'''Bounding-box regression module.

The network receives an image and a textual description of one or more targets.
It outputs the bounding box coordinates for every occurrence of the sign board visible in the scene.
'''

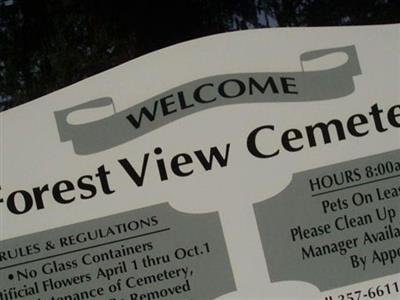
[1,24,399,299]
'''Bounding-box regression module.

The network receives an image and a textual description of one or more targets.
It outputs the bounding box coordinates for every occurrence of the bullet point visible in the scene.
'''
[8,274,14,280]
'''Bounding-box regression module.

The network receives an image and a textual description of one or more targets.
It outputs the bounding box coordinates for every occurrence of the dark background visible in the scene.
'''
[1,0,399,111]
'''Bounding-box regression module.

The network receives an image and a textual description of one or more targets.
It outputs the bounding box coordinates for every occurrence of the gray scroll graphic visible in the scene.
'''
[254,149,400,291]
[55,45,361,155]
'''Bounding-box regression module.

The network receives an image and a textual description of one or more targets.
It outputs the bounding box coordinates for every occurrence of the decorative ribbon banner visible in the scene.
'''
[55,46,361,155]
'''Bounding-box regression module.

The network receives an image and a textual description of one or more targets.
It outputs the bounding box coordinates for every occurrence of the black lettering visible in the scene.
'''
[193,83,216,103]
[347,114,369,137]
[171,154,194,176]
[218,79,246,98]
[126,102,159,129]
[369,103,388,132]
[194,144,230,170]
[281,77,298,94]
[32,184,49,209]
[159,94,177,116]
[177,91,195,109]
[249,77,279,94]
[306,119,346,147]
[95,165,114,194]
[77,175,97,200]
[52,180,75,204]
[247,125,279,158]
[7,190,33,214]
[282,129,304,152]
[388,104,400,127]
[118,154,149,187]
[154,147,169,181]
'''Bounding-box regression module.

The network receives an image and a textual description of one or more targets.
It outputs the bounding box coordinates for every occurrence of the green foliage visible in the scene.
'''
[0,0,399,110]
